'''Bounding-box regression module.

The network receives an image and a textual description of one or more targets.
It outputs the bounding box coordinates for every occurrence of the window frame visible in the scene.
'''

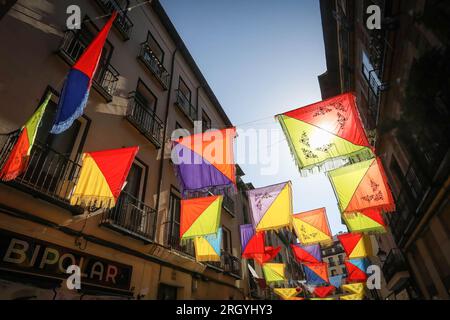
[145,31,165,64]
[178,77,192,102]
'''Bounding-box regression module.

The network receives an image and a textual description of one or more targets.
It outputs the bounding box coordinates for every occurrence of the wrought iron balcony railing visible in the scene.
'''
[389,129,449,246]
[222,193,235,216]
[138,43,170,89]
[93,0,134,40]
[166,225,195,257]
[208,251,242,279]
[0,133,83,215]
[126,92,164,149]
[101,192,157,243]
[175,90,198,123]
[382,249,408,284]
[59,30,120,101]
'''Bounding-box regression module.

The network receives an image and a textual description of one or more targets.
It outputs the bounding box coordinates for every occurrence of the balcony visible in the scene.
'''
[362,63,389,130]
[208,251,242,279]
[0,133,84,215]
[175,90,198,123]
[126,92,164,149]
[58,30,120,102]
[93,0,134,40]
[138,43,170,90]
[382,249,410,291]
[390,129,449,247]
[166,227,195,257]
[222,193,235,216]
[100,192,157,244]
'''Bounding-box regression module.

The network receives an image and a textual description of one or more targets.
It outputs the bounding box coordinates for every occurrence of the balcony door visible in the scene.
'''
[71,18,114,84]
[23,92,88,198]
[121,161,146,234]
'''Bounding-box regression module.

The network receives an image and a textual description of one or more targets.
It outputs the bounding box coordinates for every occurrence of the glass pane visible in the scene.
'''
[124,163,142,199]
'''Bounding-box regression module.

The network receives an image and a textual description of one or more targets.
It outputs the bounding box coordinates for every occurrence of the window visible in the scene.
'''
[135,80,157,113]
[146,32,164,64]
[168,190,181,246]
[75,18,114,74]
[201,110,211,132]
[157,284,177,300]
[123,162,144,200]
[222,226,232,254]
[36,89,88,159]
[362,50,383,95]
[178,77,191,102]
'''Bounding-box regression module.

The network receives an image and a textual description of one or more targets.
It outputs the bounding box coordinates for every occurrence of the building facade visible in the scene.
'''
[0,0,257,300]
[322,235,346,279]
[319,0,450,300]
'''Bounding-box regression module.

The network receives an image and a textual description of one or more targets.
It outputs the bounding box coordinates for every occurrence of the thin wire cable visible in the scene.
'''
[72,0,153,28]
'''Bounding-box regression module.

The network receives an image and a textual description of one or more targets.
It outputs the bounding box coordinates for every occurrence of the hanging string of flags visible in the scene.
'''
[0,10,398,300]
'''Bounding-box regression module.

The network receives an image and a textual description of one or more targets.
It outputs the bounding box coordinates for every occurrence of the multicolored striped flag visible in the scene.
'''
[277,93,373,176]
[51,12,117,134]
[70,146,139,209]
[0,93,52,181]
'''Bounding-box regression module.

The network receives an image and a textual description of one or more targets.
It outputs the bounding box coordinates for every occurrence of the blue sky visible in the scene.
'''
[161,0,347,234]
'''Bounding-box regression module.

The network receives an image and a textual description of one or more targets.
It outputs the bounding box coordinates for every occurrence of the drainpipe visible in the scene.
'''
[154,47,178,241]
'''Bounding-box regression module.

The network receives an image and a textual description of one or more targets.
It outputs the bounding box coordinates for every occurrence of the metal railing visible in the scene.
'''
[222,193,235,215]
[0,133,83,213]
[389,128,449,246]
[101,192,157,243]
[94,0,134,39]
[208,251,241,278]
[126,92,164,148]
[138,43,170,89]
[166,224,195,257]
[175,90,198,123]
[59,30,119,100]
[382,249,408,284]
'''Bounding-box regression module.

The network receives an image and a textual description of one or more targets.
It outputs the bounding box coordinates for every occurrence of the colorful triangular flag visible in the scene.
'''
[194,228,222,262]
[304,263,329,285]
[342,282,365,295]
[248,181,293,232]
[172,128,236,196]
[262,263,286,283]
[342,209,386,233]
[273,288,299,300]
[293,208,332,245]
[329,275,344,289]
[51,12,118,134]
[0,93,52,181]
[291,243,322,264]
[180,195,222,240]
[277,93,373,176]
[70,146,139,208]
[313,286,335,298]
[345,259,369,283]
[338,233,373,259]
[328,157,395,214]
